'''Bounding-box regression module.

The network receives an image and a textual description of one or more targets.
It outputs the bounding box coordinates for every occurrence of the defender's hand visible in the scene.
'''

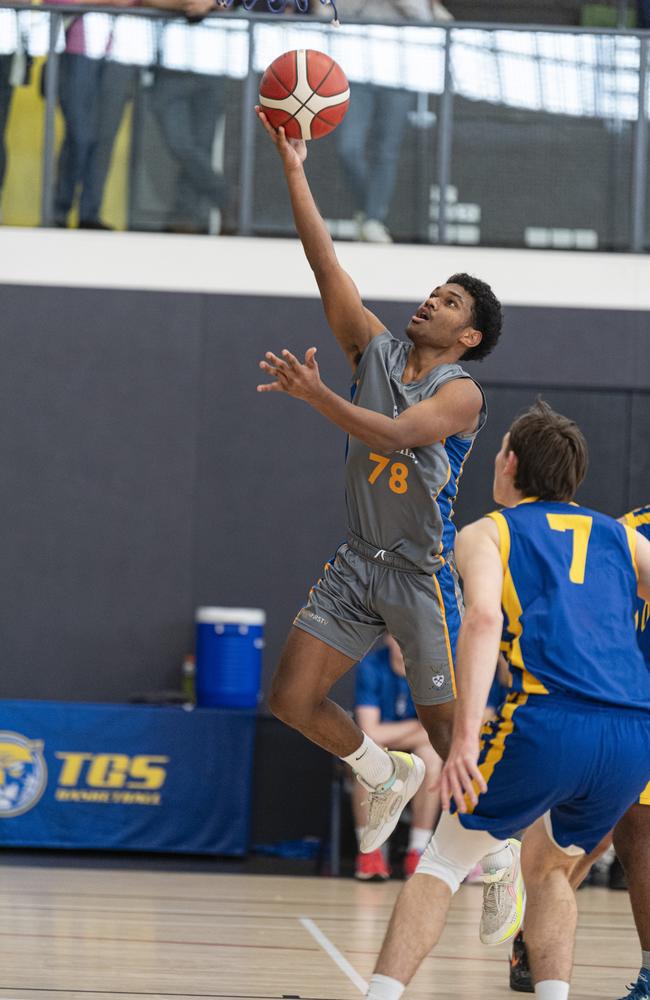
[255,107,307,170]
[257,347,323,402]
[439,736,487,813]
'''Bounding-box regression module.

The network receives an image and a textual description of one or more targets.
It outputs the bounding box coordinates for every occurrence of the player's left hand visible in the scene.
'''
[439,736,487,813]
[257,347,324,402]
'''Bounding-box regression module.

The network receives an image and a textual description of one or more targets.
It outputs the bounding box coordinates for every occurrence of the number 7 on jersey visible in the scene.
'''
[546,513,593,584]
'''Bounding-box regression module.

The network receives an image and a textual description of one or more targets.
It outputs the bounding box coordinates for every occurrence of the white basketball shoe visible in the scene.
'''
[358,751,425,854]
[479,839,526,946]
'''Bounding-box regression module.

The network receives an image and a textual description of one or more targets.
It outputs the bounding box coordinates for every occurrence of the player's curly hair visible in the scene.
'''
[446,273,503,362]
[508,398,589,501]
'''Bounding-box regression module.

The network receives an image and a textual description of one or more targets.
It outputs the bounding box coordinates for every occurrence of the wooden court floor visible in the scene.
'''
[0,859,638,1000]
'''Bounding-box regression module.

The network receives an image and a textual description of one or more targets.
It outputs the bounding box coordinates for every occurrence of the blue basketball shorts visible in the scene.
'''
[457,692,650,853]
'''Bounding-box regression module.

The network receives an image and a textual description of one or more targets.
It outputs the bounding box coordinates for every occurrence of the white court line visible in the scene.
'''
[299,915,368,995]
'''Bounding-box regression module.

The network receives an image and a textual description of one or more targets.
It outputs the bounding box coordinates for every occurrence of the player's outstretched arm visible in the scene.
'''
[255,108,385,370]
[257,349,483,447]
[439,519,503,813]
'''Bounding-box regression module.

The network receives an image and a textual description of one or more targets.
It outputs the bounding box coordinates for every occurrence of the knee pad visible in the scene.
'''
[416,812,507,893]
[417,835,468,893]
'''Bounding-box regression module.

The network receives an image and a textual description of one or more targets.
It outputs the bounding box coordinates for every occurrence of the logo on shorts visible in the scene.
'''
[431,674,445,689]
[307,611,328,626]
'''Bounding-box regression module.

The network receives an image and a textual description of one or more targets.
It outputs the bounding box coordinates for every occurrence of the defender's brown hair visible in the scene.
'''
[508,399,588,501]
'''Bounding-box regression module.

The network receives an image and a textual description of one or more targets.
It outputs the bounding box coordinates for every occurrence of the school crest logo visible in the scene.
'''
[431,674,445,689]
[0,731,48,818]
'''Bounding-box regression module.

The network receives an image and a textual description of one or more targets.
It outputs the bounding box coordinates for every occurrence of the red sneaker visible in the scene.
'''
[355,849,390,881]
[403,848,423,879]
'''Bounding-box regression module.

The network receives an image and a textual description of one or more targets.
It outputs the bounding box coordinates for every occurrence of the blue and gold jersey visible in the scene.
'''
[487,499,650,712]
[621,505,650,666]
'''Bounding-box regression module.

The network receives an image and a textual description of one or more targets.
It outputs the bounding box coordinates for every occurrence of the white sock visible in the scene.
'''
[481,843,513,874]
[367,973,405,1000]
[408,826,432,854]
[355,827,365,849]
[342,733,393,787]
[642,951,650,971]
[535,980,569,1000]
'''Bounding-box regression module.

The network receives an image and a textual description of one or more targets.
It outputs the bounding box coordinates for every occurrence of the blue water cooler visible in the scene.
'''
[195,607,266,708]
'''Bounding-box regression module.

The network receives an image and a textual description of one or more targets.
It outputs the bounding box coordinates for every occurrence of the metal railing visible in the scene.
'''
[0,4,648,251]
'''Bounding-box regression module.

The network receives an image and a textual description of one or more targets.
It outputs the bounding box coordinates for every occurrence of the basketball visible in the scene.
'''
[258,49,350,141]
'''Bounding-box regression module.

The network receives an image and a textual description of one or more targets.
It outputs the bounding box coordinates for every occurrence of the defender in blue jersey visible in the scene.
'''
[509,504,650,997]
[510,505,650,997]
[254,107,504,896]
[364,401,650,1000]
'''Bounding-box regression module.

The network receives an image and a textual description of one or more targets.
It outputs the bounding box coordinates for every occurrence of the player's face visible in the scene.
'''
[406,283,476,349]
[493,432,511,504]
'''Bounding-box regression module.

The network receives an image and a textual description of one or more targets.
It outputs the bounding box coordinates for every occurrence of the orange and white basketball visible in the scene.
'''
[258,49,350,141]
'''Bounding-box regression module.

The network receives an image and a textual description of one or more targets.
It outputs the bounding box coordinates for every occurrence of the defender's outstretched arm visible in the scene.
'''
[440,518,504,813]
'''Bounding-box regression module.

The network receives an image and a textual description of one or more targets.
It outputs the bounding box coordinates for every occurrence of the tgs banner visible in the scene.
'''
[0,700,256,855]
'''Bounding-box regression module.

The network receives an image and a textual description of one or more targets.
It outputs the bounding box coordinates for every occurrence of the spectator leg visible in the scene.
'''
[54,54,102,226]
[151,70,226,230]
[0,55,14,195]
[363,87,413,223]
[335,82,375,212]
[80,62,138,226]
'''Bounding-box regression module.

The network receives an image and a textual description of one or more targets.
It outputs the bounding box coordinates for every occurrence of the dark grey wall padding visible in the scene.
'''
[0,283,647,707]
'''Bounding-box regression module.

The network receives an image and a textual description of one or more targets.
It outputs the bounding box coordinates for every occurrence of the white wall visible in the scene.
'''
[2,228,650,312]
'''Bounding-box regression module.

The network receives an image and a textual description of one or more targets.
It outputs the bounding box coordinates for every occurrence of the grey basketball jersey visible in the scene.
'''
[345,331,487,574]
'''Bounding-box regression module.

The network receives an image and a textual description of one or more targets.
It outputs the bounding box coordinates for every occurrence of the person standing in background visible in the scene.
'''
[145,0,229,234]
[51,0,228,232]
[49,0,139,229]
[335,0,452,243]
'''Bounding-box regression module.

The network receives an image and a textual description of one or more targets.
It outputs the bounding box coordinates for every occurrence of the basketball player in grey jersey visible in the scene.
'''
[255,109,514,940]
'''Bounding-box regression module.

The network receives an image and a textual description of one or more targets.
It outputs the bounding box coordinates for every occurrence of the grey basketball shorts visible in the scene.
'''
[293,539,463,706]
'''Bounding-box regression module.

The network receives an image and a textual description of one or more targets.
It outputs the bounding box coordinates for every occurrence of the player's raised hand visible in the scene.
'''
[255,107,307,170]
[257,347,322,402]
[439,735,487,814]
